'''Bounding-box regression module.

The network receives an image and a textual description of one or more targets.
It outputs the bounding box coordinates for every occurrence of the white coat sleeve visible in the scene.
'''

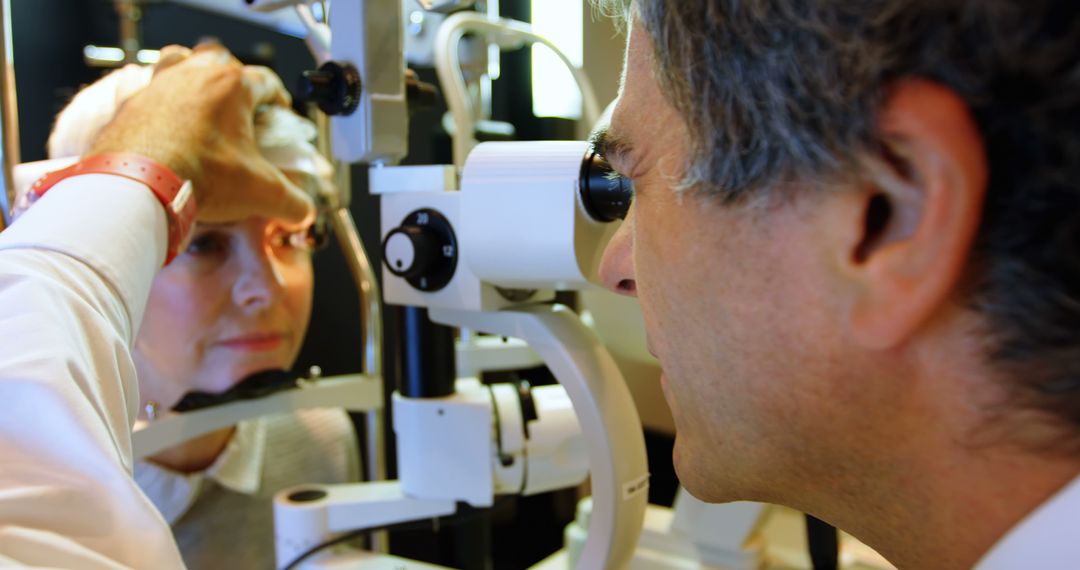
[0,175,184,569]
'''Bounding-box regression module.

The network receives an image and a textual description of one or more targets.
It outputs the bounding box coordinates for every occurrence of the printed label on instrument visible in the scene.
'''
[622,473,650,500]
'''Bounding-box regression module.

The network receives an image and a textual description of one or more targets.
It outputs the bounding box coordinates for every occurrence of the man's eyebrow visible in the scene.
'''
[590,127,635,169]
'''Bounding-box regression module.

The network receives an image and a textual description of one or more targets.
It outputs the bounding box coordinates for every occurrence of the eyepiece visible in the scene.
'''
[579,151,633,222]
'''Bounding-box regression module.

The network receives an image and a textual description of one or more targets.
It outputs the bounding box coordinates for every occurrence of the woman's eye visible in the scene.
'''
[270,229,314,251]
[185,232,230,256]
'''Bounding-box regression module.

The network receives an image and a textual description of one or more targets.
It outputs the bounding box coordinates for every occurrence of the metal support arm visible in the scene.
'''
[430,304,649,570]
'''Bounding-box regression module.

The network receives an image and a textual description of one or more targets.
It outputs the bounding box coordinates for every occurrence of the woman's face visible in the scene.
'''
[134,215,316,410]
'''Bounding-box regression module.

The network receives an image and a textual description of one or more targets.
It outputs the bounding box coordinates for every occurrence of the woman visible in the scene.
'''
[44,62,359,569]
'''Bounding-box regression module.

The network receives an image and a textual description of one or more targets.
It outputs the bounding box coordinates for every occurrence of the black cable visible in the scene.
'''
[281,519,423,570]
[805,513,840,570]
[172,369,298,412]
[281,500,504,570]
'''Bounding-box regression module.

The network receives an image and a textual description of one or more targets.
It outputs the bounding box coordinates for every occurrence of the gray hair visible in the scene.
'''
[598,0,1080,448]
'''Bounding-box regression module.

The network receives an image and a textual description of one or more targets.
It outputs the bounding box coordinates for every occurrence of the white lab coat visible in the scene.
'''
[974,473,1080,568]
[0,174,184,568]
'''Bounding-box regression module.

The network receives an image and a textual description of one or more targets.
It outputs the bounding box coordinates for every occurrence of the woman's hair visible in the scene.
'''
[47,63,335,202]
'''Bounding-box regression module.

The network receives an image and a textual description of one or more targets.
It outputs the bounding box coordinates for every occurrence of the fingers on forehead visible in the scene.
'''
[242,65,291,108]
[189,47,239,68]
[159,44,191,57]
[152,45,192,75]
[153,45,238,81]
[268,167,317,225]
[192,41,232,58]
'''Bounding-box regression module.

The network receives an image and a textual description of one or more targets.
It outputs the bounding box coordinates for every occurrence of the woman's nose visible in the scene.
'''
[232,247,286,311]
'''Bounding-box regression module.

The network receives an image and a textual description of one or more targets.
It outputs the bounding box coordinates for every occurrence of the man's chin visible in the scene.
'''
[671,436,697,495]
[672,436,732,504]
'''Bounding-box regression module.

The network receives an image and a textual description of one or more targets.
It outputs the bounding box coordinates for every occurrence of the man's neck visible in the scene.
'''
[815,318,1080,568]
[854,447,1079,568]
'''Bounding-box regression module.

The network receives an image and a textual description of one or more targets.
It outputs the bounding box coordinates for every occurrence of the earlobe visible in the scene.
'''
[845,79,988,350]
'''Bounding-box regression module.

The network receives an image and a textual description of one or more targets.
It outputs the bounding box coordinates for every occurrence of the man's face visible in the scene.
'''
[599,20,892,503]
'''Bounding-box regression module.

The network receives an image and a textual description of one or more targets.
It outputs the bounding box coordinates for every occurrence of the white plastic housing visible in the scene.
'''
[393,377,587,507]
[455,335,542,378]
[522,384,588,495]
[490,383,587,497]
[329,0,408,164]
[273,480,455,569]
[377,141,621,311]
[491,383,526,494]
[393,379,495,507]
[459,141,618,290]
[380,187,524,312]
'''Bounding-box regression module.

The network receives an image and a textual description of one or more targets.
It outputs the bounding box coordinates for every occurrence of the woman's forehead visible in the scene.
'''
[192,219,265,231]
[193,220,242,230]
[193,216,310,232]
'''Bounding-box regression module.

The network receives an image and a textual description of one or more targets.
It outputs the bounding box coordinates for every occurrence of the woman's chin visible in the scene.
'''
[199,359,293,394]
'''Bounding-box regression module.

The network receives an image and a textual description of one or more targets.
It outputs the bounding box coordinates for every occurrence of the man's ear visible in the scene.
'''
[837,79,988,349]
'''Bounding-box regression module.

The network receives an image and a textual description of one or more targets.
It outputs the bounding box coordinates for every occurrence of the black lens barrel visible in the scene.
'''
[579,151,633,222]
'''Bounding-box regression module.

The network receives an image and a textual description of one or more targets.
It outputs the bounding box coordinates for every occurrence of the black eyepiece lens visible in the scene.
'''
[580,152,633,222]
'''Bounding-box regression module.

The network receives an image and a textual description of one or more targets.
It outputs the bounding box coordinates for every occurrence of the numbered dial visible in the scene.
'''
[382,209,458,292]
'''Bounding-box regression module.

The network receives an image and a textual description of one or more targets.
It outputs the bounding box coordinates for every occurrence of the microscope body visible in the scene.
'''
[274,141,648,569]
[271,1,648,567]
[378,140,616,312]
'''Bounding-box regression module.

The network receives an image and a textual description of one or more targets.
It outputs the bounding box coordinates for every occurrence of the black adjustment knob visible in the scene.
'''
[384,225,439,280]
[579,151,634,222]
[382,209,458,292]
[298,60,362,116]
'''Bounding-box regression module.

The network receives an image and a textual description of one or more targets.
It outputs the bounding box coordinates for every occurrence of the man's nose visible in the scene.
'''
[598,207,637,297]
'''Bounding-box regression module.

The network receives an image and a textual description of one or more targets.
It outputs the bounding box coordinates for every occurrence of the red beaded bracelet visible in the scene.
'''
[29,153,197,265]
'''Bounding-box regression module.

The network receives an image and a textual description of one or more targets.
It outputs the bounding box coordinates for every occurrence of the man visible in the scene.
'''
[0,45,312,567]
[595,1,1080,568]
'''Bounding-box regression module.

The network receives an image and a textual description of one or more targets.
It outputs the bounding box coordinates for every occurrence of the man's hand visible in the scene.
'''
[89,44,314,225]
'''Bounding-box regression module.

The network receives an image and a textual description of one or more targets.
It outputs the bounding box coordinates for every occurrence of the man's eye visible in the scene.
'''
[185,232,230,256]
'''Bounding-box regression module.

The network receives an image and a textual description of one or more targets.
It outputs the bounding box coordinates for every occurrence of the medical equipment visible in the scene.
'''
[250,1,651,568]
[433,11,601,169]
[272,147,647,569]
[133,372,384,459]
[290,0,408,164]
[83,0,159,67]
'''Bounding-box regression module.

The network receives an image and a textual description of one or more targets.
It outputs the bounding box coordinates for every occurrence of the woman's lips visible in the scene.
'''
[215,333,287,351]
